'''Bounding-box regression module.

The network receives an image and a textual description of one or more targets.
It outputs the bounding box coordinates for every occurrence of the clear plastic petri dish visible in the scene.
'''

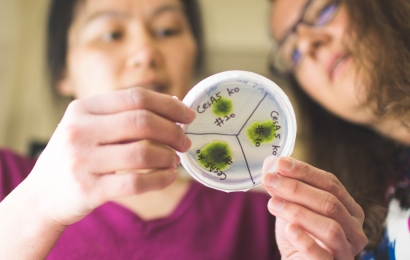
[177,70,297,192]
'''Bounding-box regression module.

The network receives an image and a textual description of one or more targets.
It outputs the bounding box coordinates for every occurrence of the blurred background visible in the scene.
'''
[0,0,302,158]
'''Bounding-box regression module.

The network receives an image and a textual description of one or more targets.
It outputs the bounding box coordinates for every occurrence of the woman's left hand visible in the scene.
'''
[262,157,368,259]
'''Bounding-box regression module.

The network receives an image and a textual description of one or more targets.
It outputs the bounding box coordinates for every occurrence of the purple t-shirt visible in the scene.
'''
[0,149,280,260]
[0,148,36,201]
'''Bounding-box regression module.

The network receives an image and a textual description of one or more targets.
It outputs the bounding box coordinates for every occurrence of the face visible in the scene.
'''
[271,0,376,125]
[58,0,197,99]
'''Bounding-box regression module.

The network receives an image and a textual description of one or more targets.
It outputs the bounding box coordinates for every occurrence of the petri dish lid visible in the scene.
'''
[177,70,297,192]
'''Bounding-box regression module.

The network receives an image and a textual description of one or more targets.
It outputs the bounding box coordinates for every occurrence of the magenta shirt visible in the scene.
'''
[0,148,36,201]
[0,149,280,260]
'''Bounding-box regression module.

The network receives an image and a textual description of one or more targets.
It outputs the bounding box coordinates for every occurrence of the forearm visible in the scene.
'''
[0,178,66,260]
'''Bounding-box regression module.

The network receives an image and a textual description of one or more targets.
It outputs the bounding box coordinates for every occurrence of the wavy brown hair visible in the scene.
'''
[270,0,410,251]
[345,0,410,122]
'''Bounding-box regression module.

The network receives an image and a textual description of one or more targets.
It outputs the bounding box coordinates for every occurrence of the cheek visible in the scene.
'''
[164,38,196,97]
[68,48,121,98]
[297,68,371,123]
[329,13,349,39]
[296,60,328,98]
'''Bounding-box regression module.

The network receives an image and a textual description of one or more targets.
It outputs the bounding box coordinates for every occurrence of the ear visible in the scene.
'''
[56,73,75,97]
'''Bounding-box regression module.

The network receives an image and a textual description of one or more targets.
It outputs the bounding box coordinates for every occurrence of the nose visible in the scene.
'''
[295,24,330,58]
[126,29,162,69]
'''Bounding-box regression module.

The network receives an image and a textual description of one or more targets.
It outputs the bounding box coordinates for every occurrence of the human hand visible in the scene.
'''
[24,87,195,227]
[262,157,367,259]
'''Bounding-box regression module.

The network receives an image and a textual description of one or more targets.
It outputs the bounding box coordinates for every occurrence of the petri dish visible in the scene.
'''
[177,70,297,192]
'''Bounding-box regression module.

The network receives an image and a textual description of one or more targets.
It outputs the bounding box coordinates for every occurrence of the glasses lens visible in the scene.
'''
[272,33,299,73]
[304,0,339,26]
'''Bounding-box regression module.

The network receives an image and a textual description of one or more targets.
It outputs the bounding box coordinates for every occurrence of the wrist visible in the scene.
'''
[0,175,66,259]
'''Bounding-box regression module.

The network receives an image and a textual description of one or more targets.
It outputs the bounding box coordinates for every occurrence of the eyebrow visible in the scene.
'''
[84,4,184,25]
[85,11,130,24]
[151,5,184,18]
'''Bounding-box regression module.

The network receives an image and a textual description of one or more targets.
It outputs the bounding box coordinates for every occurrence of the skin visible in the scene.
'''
[0,0,198,258]
[262,0,376,259]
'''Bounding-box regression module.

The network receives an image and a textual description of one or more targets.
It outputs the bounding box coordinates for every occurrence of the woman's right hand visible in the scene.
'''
[262,157,368,259]
[24,87,195,226]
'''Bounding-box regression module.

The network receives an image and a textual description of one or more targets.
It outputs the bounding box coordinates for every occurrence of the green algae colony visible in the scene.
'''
[246,119,277,146]
[196,141,233,171]
[212,97,233,116]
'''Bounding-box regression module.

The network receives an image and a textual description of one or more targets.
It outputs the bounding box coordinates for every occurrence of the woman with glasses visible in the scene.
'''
[264,0,410,258]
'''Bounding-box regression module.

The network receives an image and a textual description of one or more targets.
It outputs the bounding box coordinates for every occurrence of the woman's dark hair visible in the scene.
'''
[288,77,403,250]
[345,0,410,123]
[46,0,204,90]
[270,0,410,251]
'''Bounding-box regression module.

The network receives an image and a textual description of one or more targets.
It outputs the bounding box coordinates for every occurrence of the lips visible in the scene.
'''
[137,83,168,93]
[328,53,350,81]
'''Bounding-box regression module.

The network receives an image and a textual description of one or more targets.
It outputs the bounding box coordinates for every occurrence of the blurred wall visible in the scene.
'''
[0,0,69,154]
[0,0,303,159]
[200,0,272,76]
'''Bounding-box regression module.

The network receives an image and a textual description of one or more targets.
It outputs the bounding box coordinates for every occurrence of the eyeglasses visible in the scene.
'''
[269,0,340,74]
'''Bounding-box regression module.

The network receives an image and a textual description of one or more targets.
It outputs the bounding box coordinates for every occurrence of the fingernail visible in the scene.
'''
[287,224,301,240]
[172,96,179,100]
[184,106,196,121]
[279,157,294,172]
[269,198,285,211]
[262,155,277,174]
[262,173,280,188]
[184,136,192,150]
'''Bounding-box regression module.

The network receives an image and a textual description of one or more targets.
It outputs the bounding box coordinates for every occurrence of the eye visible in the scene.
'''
[315,2,338,26]
[154,28,181,38]
[101,31,123,42]
[291,48,302,66]
[281,39,301,69]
